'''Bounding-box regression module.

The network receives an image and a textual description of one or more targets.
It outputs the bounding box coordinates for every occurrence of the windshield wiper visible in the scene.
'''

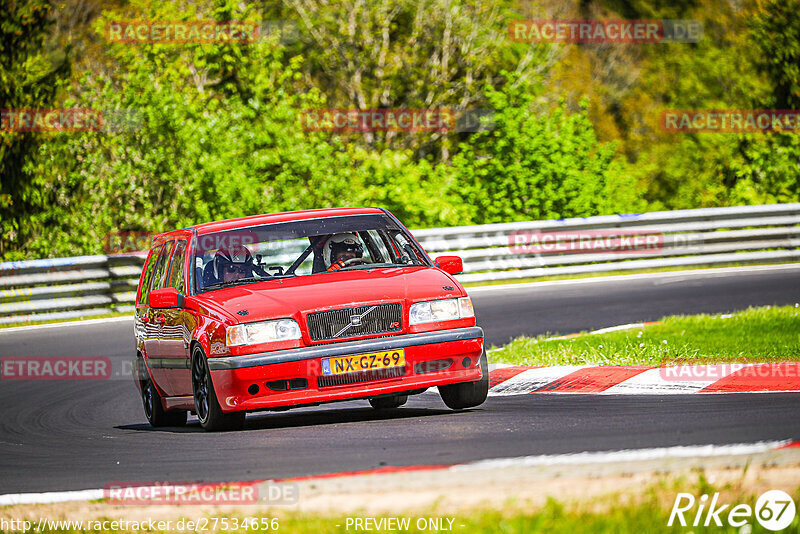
[203,276,270,290]
[337,262,417,270]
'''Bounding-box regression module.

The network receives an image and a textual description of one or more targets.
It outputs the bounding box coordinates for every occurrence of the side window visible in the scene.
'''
[166,239,187,293]
[138,243,164,306]
[149,241,176,294]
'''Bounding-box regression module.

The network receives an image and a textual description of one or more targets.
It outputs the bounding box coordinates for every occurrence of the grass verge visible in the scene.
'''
[490,305,800,367]
[267,491,800,534]
[5,473,798,533]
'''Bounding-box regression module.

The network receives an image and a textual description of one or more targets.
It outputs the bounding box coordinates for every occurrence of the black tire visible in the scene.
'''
[191,345,245,431]
[439,350,489,410]
[140,364,187,428]
[369,395,408,409]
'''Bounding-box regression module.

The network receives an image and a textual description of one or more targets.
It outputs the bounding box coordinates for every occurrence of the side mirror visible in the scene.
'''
[434,255,463,275]
[149,287,184,309]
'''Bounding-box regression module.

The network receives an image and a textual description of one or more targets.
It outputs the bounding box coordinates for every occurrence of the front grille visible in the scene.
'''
[306,303,402,341]
[317,366,407,388]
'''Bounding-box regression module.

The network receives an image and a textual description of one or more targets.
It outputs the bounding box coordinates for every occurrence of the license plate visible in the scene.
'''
[322,349,405,376]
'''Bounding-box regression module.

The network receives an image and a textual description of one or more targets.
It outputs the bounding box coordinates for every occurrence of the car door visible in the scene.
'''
[135,242,164,362]
[143,240,175,391]
[160,238,193,396]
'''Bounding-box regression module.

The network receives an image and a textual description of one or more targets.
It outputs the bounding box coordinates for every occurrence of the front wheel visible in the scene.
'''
[369,395,408,409]
[192,346,245,431]
[439,350,489,410]
[140,362,187,428]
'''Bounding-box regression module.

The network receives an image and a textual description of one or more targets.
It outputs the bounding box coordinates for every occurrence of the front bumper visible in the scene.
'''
[208,326,484,412]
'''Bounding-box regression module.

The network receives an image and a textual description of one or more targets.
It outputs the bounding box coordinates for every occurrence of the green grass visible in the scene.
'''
[490,305,800,367]
[215,473,800,533]
[9,475,799,533]
[265,497,798,534]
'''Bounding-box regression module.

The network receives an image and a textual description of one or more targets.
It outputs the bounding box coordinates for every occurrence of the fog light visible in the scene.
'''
[462,357,472,368]
[248,384,259,395]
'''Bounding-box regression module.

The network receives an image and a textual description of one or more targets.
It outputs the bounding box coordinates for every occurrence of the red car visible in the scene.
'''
[133,207,487,431]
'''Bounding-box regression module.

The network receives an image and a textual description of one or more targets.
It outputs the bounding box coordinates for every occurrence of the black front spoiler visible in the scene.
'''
[207,326,484,370]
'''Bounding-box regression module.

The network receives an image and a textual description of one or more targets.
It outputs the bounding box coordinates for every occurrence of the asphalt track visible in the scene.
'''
[1,265,799,494]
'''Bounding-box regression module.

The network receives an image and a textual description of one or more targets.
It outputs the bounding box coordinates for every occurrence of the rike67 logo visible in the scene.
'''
[669,490,796,531]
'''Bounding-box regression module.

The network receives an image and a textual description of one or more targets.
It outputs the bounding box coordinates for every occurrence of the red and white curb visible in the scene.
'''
[2,440,797,506]
[487,362,800,395]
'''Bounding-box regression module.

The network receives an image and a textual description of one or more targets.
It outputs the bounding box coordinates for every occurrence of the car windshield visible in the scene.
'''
[193,213,429,292]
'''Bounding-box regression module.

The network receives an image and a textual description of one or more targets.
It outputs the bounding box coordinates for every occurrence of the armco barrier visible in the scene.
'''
[1,204,798,324]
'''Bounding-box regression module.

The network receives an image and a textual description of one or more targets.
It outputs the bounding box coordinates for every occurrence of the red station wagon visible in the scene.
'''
[133,207,487,431]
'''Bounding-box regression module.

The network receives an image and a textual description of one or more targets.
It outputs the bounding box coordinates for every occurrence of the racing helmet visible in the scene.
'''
[323,233,363,267]
[214,245,252,279]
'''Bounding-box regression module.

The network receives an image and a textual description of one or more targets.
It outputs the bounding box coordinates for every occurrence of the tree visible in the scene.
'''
[451,77,643,223]
[277,0,556,160]
[0,0,69,258]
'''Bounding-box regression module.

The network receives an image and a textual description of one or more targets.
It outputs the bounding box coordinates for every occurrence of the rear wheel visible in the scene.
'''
[369,395,408,410]
[439,350,489,410]
[140,363,187,427]
[192,345,245,431]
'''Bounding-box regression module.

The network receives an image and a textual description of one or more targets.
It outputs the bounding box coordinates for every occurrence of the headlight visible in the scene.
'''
[226,319,302,347]
[409,297,475,325]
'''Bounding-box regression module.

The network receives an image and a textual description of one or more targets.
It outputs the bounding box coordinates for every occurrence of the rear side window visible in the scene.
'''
[166,239,187,293]
[138,243,164,306]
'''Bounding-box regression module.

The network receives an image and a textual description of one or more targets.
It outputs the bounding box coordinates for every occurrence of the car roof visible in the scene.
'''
[153,207,385,240]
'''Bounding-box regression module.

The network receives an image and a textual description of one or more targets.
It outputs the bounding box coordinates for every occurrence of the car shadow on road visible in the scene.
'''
[116,404,468,433]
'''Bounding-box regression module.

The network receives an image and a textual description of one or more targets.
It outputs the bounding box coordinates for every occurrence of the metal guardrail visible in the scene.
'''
[1,204,798,324]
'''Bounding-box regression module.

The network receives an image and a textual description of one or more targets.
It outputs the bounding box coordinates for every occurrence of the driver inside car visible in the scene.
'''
[324,233,366,271]
[213,245,268,283]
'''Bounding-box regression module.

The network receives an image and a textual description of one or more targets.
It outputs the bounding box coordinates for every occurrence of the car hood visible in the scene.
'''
[194,267,462,323]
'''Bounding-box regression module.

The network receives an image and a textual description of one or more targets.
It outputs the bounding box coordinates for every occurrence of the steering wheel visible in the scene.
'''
[342,257,369,267]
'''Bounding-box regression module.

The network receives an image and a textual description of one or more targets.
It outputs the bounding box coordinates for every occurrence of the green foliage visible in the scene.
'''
[452,79,643,223]
[0,0,69,259]
[750,0,800,110]
[726,0,800,205]
[277,0,550,159]
[556,0,800,211]
[20,0,476,257]
[5,0,800,260]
